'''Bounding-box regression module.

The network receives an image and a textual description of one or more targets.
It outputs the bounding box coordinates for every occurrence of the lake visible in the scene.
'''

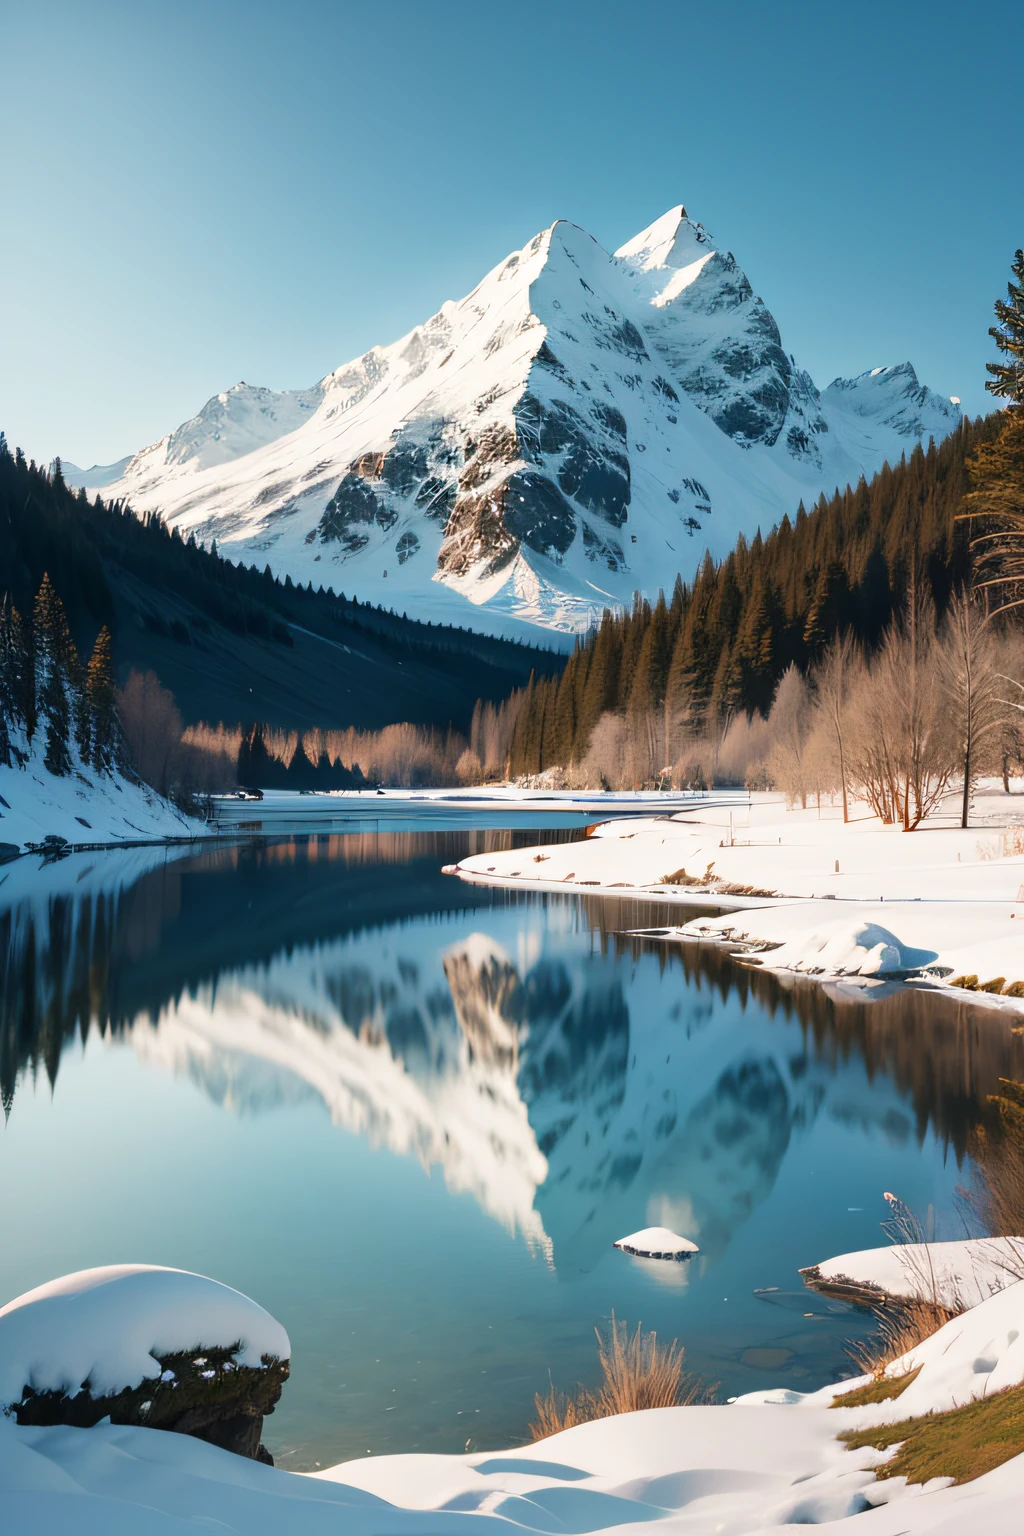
[1,827,1019,1472]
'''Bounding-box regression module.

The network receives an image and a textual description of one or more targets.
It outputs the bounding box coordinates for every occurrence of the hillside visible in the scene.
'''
[76,206,960,638]
[0,441,561,733]
[500,416,1000,775]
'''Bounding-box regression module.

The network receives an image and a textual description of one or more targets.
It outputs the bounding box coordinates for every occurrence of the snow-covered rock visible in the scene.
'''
[0,1266,291,1462]
[85,207,960,639]
[0,1265,290,1408]
[613,1227,699,1258]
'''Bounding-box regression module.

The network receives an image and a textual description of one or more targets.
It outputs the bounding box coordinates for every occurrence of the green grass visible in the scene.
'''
[830,1366,921,1408]
[840,1381,1024,1485]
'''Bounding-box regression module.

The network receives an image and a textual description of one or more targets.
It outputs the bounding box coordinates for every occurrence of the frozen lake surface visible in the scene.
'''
[1,827,1019,1471]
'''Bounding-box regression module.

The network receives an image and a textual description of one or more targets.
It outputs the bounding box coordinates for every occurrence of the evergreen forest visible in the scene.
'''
[500,415,1007,778]
[0,436,562,736]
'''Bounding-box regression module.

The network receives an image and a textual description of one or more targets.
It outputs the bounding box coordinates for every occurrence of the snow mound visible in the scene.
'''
[841,1277,1024,1424]
[0,1266,290,1406]
[614,1226,699,1258]
[807,1238,1024,1311]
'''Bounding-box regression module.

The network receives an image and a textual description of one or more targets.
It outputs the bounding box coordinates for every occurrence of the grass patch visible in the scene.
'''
[529,1316,714,1440]
[840,1380,1024,1486]
[830,1365,922,1408]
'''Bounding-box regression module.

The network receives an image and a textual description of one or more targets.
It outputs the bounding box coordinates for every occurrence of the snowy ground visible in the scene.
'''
[4,1272,1024,1533]
[450,783,1024,1006]
[0,750,206,854]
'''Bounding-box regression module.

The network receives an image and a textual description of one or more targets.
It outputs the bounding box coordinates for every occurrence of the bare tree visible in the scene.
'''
[765,666,814,808]
[116,670,183,797]
[938,592,1006,827]
[456,748,483,784]
[812,634,855,822]
[848,598,954,829]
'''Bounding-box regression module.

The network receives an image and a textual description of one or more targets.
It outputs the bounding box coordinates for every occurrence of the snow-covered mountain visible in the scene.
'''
[84,207,960,638]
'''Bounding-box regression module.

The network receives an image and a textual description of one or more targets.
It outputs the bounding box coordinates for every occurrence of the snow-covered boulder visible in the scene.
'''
[0,1265,290,1462]
[614,1226,699,1259]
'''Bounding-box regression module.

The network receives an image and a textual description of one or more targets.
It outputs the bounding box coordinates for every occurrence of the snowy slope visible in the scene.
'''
[5,1281,1024,1533]
[88,207,961,638]
[0,740,204,853]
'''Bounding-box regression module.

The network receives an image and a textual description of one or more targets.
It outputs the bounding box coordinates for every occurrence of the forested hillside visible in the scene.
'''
[0,438,562,734]
[498,416,1003,777]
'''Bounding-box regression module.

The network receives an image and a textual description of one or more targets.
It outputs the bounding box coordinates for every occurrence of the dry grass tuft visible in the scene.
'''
[844,1297,961,1382]
[529,1316,714,1441]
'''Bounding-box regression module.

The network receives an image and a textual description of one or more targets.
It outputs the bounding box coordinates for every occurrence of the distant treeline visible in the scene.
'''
[0,436,562,734]
[500,418,1001,778]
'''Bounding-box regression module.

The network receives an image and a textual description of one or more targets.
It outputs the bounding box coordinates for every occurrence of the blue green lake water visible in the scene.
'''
[1,829,1017,1471]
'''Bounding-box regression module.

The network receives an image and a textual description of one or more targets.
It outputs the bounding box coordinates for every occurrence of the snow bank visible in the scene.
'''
[805,1238,1024,1310]
[813,1278,1024,1426]
[0,750,205,854]
[2,1271,1023,1533]
[679,899,1024,1007]
[452,788,1024,1007]
[0,1266,290,1407]
[5,1332,1024,1534]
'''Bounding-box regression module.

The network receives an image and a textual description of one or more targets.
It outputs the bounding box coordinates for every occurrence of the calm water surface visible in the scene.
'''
[2,829,1020,1471]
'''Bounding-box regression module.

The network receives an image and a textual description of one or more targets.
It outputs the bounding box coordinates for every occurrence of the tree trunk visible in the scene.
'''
[961,743,971,829]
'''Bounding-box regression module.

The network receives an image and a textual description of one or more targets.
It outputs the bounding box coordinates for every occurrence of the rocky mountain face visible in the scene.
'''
[83,207,960,639]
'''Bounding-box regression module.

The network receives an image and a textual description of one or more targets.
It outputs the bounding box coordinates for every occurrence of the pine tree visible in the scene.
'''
[86,626,118,772]
[33,574,78,776]
[987,248,1024,405]
[963,409,1024,615]
[0,598,21,767]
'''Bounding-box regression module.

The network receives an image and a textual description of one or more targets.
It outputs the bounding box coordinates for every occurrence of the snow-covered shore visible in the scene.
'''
[450,785,1024,1006]
[0,751,207,856]
[4,1270,1024,1533]
[803,1237,1024,1310]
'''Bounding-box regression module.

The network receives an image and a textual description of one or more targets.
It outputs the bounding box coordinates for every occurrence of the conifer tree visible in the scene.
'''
[33,574,78,776]
[86,626,118,772]
[987,248,1024,405]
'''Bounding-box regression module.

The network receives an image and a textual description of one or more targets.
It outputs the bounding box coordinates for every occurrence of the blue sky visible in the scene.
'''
[3,0,1020,466]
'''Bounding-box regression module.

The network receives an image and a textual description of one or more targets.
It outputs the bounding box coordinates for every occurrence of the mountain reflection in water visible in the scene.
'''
[3,833,1019,1258]
[2,830,1020,1464]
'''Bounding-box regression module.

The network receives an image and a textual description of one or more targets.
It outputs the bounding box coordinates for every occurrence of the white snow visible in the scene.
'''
[807,1238,1024,1310]
[613,1227,699,1257]
[0,740,206,853]
[451,784,1024,1007]
[3,1274,1024,1532]
[82,207,959,640]
[0,1265,290,1408]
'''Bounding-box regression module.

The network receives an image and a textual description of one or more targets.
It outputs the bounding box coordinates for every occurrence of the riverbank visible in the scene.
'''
[450,784,1024,1007]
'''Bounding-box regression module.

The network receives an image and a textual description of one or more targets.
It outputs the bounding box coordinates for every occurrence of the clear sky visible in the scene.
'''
[3,0,1020,468]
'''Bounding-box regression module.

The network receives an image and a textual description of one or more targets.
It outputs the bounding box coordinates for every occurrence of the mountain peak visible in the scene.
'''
[614,206,715,273]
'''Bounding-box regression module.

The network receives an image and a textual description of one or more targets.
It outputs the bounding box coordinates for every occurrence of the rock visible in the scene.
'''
[0,843,20,865]
[9,1347,290,1462]
[0,1265,291,1462]
[614,1226,699,1259]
